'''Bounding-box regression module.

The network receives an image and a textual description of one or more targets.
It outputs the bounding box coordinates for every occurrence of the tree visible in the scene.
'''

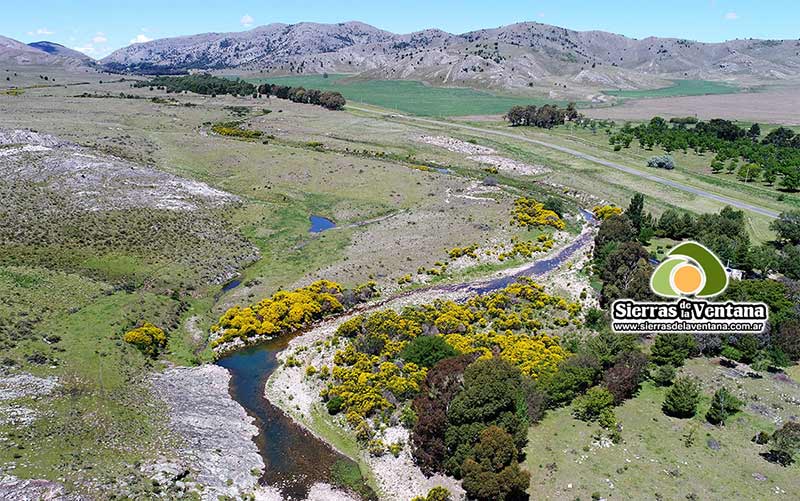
[770,211,800,246]
[737,163,762,182]
[706,387,743,425]
[602,351,648,403]
[769,422,800,466]
[747,123,761,141]
[411,354,476,475]
[538,354,601,406]
[460,426,530,501]
[400,335,457,368]
[647,155,675,170]
[650,333,697,366]
[599,241,654,306]
[662,376,701,418]
[773,320,800,361]
[625,193,645,232]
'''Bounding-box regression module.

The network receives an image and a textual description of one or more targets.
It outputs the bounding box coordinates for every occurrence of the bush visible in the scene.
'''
[650,364,676,386]
[650,333,697,366]
[572,387,615,422]
[538,354,601,407]
[411,486,452,501]
[123,322,167,357]
[326,395,345,415]
[662,376,701,418]
[647,155,675,170]
[706,387,743,425]
[400,336,457,368]
[769,422,800,466]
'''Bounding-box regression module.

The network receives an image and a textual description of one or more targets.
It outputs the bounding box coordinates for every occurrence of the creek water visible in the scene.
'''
[216,210,596,499]
[216,335,372,499]
[309,215,336,233]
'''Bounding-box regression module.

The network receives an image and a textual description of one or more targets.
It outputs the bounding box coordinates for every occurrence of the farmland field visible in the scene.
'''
[246,74,563,116]
[603,79,740,99]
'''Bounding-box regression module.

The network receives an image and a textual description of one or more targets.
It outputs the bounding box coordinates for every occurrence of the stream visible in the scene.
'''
[215,210,596,499]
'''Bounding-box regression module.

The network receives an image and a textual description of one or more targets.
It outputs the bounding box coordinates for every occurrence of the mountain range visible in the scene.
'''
[4,21,800,91]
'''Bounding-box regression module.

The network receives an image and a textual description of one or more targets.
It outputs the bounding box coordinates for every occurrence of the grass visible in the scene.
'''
[603,79,740,100]
[246,74,565,116]
[525,358,800,500]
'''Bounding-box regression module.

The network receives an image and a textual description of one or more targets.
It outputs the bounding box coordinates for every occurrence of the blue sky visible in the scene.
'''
[3,0,798,58]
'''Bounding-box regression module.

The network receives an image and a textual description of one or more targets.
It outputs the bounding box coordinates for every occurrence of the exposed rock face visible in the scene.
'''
[151,365,264,500]
[0,475,82,501]
[0,129,238,212]
[101,21,800,89]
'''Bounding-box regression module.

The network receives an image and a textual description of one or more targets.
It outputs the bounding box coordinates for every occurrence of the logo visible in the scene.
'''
[650,241,728,298]
[611,241,767,334]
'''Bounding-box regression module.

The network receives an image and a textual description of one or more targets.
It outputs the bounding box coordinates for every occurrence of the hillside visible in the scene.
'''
[0,35,93,66]
[100,21,800,91]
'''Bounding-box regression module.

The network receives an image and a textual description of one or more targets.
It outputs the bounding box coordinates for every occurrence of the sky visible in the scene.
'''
[3,0,799,59]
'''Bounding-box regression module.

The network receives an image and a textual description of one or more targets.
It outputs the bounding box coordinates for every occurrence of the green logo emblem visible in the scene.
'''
[650,241,729,298]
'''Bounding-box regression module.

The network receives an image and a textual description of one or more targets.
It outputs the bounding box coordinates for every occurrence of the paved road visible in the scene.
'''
[349,106,780,219]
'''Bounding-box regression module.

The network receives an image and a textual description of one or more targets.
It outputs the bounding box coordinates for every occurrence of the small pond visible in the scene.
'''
[309,215,336,233]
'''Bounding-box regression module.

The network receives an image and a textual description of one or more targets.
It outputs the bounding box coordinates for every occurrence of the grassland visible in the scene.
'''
[246,74,563,116]
[525,358,800,500]
[603,79,740,99]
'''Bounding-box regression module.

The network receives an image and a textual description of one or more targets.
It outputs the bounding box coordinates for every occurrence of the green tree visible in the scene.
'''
[706,387,743,425]
[770,211,800,246]
[650,333,697,366]
[460,426,530,501]
[662,376,701,418]
[625,193,645,231]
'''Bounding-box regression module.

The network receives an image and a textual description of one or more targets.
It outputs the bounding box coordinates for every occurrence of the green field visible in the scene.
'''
[603,79,740,99]
[247,74,564,116]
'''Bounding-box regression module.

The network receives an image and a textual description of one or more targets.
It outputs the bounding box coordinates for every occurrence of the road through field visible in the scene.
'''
[349,106,780,219]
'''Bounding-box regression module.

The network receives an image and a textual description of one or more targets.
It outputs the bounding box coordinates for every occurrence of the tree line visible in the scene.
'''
[609,117,800,191]
[504,102,580,128]
[256,82,346,110]
[134,73,256,96]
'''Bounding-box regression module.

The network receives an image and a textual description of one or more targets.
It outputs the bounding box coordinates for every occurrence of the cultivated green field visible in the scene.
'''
[603,79,740,99]
[246,74,563,116]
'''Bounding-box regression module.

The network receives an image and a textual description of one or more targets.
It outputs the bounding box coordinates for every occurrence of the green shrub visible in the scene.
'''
[662,376,701,418]
[326,395,345,415]
[400,335,457,368]
[706,387,743,425]
[650,333,697,366]
[572,386,615,422]
[650,364,676,386]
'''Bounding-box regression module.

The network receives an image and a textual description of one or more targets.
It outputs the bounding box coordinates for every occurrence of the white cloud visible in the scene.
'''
[240,14,254,27]
[537,12,545,19]
[724,12,739,20]
[92,33,107,44]
[73,45,96,55]
[27,28,54,36]
[129,34,153,44]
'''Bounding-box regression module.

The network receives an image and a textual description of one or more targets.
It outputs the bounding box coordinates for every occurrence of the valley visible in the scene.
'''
[2,11,800,501]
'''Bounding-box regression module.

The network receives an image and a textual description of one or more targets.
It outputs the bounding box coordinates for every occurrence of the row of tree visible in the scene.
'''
[134,73,256,96]
[256,83,346,110]
[609,117,800,191]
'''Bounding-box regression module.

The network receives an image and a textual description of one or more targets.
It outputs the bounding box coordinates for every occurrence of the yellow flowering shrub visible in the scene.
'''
[511,197,565,230]
[592,205,623,220]
[123,322,167,357]
[213,280,344,346]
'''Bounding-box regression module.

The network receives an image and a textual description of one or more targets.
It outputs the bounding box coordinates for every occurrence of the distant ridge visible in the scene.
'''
[99,21,800,92]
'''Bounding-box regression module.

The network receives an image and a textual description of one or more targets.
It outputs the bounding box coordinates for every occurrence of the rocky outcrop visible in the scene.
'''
[151,365,264,500]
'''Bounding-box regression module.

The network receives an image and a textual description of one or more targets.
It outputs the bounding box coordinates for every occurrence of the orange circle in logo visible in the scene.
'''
[673,264,703,294]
